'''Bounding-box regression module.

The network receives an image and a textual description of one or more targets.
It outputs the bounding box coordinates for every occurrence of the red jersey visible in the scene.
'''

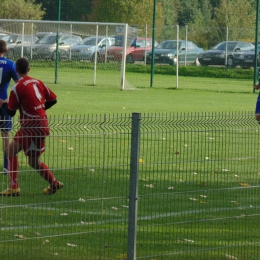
[8,76,57,136]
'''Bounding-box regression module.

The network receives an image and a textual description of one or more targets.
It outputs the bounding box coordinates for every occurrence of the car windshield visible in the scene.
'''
[156,41,178,49]
[1,35,19,43]
[79,37,103,46]
[213,42,238,51]
[38,35,57,44]
[36,34,50,41]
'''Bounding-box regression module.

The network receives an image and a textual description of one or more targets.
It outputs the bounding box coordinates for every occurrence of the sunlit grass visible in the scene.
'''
[0,65,259,259]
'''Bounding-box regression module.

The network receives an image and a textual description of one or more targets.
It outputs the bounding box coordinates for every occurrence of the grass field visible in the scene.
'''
[26,63,258,115]
[0,64,259,260]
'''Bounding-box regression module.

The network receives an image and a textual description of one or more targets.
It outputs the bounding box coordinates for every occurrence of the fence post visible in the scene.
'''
[176,25,179,89]
[127,112,141,260]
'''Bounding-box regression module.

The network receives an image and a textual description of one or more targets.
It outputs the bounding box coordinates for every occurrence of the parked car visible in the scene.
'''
[1,34,38,59]
[35,32,56,41]
[197,41,254,67]
[237,45,260,69]
[31,33,82,60]
[0,33,7,39]
[251,41,260,46]
[101,37,157,63]
[69,36,115,61]
[145,40,203,65]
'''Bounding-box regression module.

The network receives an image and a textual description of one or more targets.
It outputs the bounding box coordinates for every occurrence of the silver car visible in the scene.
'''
[69,36,115,61]
[31,33,82,60]
[0,33,7,39]
[2,34,38,59]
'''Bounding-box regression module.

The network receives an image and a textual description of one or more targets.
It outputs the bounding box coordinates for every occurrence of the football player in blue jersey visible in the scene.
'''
[0,40,18,173]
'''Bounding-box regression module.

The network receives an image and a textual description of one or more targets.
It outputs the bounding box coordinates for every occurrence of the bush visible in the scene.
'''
[126,64,255,80]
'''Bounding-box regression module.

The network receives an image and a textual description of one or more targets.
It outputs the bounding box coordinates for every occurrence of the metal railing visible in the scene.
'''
[0,112,259,260]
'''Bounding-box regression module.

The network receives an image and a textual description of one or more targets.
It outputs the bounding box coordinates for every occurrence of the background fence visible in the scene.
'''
[0,19,256,93]
[1,112,260,260]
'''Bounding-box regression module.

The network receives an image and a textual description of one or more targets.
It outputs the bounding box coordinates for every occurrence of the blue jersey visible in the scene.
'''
[0,57,18,99]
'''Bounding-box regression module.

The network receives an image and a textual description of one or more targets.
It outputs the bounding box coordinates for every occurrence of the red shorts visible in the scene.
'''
[14,128,46,156]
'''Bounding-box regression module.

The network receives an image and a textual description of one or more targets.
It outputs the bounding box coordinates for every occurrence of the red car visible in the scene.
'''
[101,37,157,63]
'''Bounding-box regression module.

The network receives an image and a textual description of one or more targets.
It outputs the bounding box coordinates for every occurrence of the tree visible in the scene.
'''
[177,0,201,26]
[159,0,180,40]
[34,0,92,21]
[88,0,164,38]
[0,0,45,20]
[212,0,255,42]
[187,0,214,49]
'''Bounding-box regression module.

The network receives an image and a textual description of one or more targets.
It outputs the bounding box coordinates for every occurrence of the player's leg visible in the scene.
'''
[0,112,12,173]
[27,137,63,195]
[28,154,58,185]
[0,139,22,196]
[1,132,9,173]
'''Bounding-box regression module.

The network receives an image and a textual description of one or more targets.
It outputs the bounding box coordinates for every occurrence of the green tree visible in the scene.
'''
[88,0,164,38]
[0,0,45,20]
[159,0,180,40]
[187,0,214,49]
[177,0,201,26]
[212,0,255,42]
[35,0,92,21]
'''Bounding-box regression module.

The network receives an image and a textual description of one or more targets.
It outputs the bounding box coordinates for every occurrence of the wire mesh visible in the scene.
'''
[0,19,256,93]
[0,114,132,260]
[137,112,260,260]
[0,112,259,259]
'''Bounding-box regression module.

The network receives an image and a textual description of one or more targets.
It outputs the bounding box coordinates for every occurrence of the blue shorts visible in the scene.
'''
[256,93,260,114]
[0,108,12,132]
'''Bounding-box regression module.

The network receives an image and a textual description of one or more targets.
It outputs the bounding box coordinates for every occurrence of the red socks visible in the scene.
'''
[39,162,58,186]
[8,156,19,189]
[8,158,57,189]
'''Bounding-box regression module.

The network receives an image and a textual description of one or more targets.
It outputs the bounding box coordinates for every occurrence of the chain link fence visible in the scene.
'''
[0,19,256,92]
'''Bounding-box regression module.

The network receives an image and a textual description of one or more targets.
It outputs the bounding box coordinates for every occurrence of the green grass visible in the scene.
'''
[0,64,259,259]
[45,80,257,115]
[26,66,257,115]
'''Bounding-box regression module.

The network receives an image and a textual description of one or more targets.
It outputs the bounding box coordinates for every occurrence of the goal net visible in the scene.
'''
[0,19,138,90]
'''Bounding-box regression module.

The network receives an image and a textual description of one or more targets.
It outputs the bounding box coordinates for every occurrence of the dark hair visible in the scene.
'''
[0,40,7,54]
[16,57,29,74]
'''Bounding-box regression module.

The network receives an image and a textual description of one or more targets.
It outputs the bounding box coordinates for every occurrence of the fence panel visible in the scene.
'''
[136,112,260,259]
[0,112,259,259]
[0,114,132,260]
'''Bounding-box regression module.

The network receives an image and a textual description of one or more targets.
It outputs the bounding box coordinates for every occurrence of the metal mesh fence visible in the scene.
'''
[0,112,259,259]
[137,112,260,259]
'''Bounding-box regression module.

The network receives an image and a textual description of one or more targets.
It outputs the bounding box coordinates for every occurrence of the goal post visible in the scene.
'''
[0,19,135,90]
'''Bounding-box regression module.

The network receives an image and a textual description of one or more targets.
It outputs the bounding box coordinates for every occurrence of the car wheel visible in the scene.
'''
[91,53,101,62]
[126,54,134,63]
[227,56,234,68]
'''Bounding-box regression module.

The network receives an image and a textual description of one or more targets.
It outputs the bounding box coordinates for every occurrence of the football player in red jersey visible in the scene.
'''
[0,57,63,196]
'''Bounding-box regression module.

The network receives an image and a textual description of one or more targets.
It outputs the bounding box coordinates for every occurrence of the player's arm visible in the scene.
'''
[44,84,57,110]
[2,103,16,117]
[0,100,16,117]
[4,89,19,117]
[45,99,57,110]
